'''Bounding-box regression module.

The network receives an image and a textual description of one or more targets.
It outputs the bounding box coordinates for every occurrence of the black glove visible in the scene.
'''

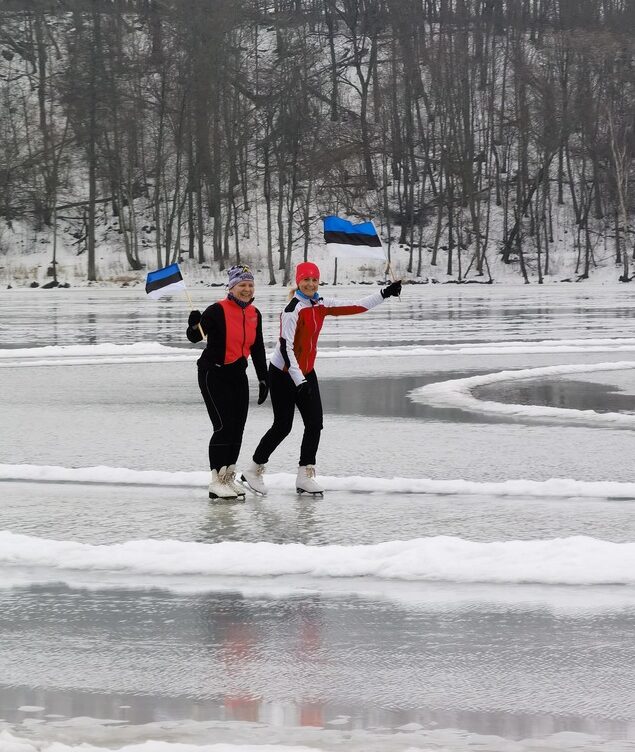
[381,280,402,299]
[257,379,269,405]
[188,309,202,328]
[296,381,312,399]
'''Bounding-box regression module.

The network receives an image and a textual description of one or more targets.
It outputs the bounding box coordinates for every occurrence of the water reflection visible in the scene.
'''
[0,585,633,740]
[321,372,502,422]
[477,378,635,414]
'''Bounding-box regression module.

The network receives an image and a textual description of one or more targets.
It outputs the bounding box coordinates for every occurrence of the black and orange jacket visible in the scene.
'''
[270,290,384,385]
[186,297,267,380]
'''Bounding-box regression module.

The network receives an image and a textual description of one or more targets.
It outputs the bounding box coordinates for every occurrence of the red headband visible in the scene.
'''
[295,262,320,286]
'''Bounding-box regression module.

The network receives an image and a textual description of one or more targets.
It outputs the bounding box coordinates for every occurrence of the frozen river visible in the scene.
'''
[1,284,634,752]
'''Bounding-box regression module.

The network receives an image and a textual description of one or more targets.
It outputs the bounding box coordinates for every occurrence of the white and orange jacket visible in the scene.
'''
[270,290,385,385]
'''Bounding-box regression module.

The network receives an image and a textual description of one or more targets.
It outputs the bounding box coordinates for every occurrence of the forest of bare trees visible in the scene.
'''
[0,0,633,284]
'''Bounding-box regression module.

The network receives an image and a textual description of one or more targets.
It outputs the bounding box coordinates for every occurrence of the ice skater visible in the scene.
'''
[187,265,269,500]
[241,261,401,497]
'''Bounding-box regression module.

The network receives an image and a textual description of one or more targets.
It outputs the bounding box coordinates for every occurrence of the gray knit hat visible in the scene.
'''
[227,265,254,289]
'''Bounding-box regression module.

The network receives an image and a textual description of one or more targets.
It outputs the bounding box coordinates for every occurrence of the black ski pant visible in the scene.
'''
[253,365,323,467]
[198,362,249,472]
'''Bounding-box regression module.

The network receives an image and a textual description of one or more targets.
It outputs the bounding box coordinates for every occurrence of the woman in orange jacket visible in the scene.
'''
[187,265,268,500]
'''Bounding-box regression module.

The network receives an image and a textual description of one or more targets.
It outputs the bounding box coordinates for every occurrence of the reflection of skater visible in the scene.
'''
[214,598,325,726]
[187,265,268,500]
[222,622,261,722]
[242,261,401,496]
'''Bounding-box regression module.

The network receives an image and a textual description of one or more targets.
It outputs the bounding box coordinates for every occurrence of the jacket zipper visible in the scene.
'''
[310,301,317,364]
[242,308,247,356]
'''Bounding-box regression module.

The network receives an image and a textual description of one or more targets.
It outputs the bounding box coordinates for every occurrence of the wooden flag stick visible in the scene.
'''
[184,288,205,338]
[371,218,400,301]
[385,259,401,301]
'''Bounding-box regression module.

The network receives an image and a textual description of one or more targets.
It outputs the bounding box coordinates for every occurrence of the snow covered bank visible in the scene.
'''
[411,361,635,427]
[4,463,635,499]
[1,531,634,585]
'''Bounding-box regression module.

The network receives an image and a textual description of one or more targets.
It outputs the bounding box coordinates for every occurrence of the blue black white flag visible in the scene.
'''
[323,216,386,260]
[145,263,187,299]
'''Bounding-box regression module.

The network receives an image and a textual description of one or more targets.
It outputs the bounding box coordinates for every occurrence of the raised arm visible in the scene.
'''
[320,290,383,316]
[320,281,401,317]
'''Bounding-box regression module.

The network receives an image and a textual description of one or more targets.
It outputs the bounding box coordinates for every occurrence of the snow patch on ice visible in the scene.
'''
[6,338,635,369]
[0,733,320,752]
[411,361,635,427]
[0,530,634,586]
[3,462,635,499]
[0,726,630,752]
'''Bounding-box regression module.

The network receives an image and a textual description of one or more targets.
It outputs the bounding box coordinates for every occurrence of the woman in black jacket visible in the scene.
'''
[187,265,268,500]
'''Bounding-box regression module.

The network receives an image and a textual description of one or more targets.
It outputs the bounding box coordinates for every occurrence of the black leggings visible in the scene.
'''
[198,365,249,471]
[253,366,323,467]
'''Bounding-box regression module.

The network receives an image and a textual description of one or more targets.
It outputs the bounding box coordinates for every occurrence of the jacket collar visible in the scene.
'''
[296,290,320,304]
[227,293,254,309]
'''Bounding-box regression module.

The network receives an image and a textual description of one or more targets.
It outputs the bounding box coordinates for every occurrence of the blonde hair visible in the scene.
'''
[287,286,298,301]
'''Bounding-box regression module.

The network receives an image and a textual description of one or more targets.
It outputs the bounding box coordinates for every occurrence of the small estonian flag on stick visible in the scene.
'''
[323,216,386,261]
[146,263,204,336]
[145,263,187,299]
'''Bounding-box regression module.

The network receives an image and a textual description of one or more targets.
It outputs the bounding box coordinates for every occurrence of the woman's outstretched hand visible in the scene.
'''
[258,379,269,405]
[381,280,402,298]
[188,309,202,327]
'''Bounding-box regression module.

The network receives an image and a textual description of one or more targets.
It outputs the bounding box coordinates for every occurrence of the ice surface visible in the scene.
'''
[1,285,635,750]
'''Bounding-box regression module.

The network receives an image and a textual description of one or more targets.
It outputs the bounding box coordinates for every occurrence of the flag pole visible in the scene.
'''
[385,259,396,282]
[371,218,394,280]
[184,287,205,339]
[371,219,400,300]
[386,260,400,301]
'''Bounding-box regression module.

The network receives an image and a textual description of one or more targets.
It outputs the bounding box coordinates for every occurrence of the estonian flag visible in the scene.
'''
[145,263,187,299]
[323,216,386,261]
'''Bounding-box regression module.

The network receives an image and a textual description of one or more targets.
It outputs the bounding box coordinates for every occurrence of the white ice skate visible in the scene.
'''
[208,467,238,500]
[296,465,324,497]
[225,465,246,499]
[240,461,268,496]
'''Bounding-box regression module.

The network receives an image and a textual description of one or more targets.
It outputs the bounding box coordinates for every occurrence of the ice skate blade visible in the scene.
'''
[296,487,324,497]
[239,476,267,497]
[208,492,241,502]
